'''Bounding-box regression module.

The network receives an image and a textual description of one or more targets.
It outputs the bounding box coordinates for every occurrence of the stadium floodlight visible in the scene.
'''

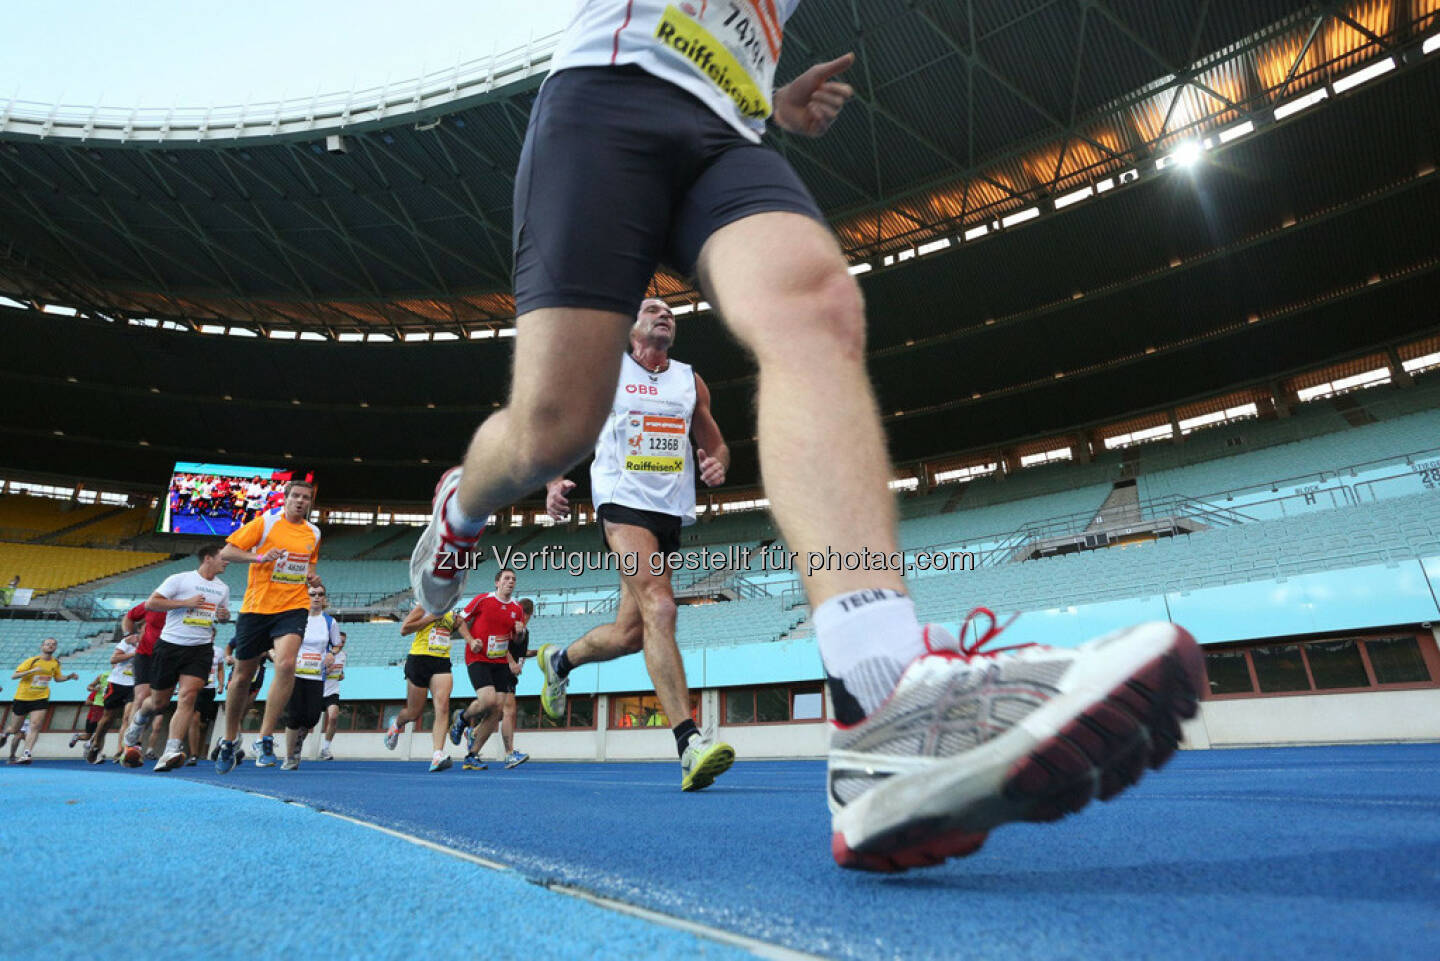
[1426,32,1440,55]
[1331,57,1395,94]
[1273,88,1328,120]
[1174,140,1203,168]
[963,224,989,241]
[1218,120,1255,144]
[325,134,349,154]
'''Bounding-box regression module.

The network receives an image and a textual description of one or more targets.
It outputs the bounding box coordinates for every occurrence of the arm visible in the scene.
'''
[691,374,730,488]
[400,605,437,637]
[457,616,481,654]
[771,53,856,138]
[145,589,206,613]
[219,543,285,566]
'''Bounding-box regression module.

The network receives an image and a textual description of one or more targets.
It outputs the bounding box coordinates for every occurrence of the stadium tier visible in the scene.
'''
[0,494,115,541]
[0,543,170,594]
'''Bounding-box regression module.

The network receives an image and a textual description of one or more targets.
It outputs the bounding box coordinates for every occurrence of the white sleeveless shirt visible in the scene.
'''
[549,0,802,142]
[591,354,698,524]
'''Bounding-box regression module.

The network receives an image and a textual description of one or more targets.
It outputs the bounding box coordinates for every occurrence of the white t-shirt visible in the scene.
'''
[323,649,347,698]
[549,0,802,142]
[156,570,231,647]
[296,613,341,680]
[109,637,138,686]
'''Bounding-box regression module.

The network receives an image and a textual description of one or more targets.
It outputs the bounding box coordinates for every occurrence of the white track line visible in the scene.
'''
[247,790,827,961]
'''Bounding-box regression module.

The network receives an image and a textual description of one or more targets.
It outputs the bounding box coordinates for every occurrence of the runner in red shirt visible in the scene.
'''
[448,569,525,768]
[122,598,170,758]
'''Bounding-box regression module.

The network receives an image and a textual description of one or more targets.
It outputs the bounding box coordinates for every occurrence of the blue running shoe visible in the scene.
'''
[504,749,529,770]
[464,724,477,755]
[215,739,237,774]
[448,708,466,746]
[384,717,401,751]
[255,736,278,768]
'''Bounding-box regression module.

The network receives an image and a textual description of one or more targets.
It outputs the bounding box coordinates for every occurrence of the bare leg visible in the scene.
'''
[501,693,517,754]
[22,712,43,754]
[394,683,429,729]
[222,660,260,742]
[565,587,644,667]
[428,674,452,754]
[259,634,302,739]
[166,676,205,751]
[697,212,903,606]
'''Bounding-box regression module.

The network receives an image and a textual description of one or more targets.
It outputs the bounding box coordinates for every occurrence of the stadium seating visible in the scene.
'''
[49,505,154,548]
[0,494,112,541]
[0,544,171,595]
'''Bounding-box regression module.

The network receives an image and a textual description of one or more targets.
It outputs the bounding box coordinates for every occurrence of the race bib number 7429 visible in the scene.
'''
[655,2,781,121]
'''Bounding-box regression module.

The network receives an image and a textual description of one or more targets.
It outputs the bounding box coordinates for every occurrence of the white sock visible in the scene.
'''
[443,492,485,537]
[165,738,182,754]
[322,738,332,750]
[432,750,446,762]
[814,589,925,718]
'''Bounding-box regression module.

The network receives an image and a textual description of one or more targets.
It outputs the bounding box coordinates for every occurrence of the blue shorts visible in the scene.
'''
[513,65,824,317]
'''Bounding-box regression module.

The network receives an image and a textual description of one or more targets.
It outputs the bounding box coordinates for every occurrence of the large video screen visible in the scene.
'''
[158,462,313,536]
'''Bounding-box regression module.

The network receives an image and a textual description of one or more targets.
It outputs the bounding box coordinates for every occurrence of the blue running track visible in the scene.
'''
[6,744,1438,960]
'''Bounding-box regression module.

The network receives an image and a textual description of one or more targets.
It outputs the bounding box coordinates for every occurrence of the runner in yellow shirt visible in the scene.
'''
[384,606,463,772]
[215,479,322,773]
[2,637,78,764]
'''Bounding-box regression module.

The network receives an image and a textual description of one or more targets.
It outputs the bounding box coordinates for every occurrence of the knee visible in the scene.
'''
[636,586,677,630]
[505,400,607,479]
[271,653,297,673]
[745,267,866,363]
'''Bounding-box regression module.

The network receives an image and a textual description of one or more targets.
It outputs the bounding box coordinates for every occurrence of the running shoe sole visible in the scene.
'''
[831,624,1202,872]
[409,467,472,616]
[504,753,530,770]
[155,752,186,772]
[121,746,144,768]
[448,709,466,746]
[429,756,453,773]
[681,742,735,792]
[537,643,566,721]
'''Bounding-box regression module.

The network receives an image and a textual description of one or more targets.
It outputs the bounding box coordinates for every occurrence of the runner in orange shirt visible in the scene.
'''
[214,479,322,772]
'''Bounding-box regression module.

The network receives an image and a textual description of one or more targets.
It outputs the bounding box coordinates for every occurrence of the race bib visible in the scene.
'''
[32,675,51,689]
[296,651,324,676]
[182,601,217,627]
[624,413,687,474]
[655,2,779,121]
[485,634,510,659]
[120,666,133,677]
[271,551,310,584]
[427,625,452,656]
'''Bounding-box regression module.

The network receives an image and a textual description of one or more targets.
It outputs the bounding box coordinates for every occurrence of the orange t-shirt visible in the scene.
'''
[226,509,322,615]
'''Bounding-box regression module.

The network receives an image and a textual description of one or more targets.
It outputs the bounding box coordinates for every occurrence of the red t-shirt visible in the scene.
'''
[126,601,168,656]
[462,593,525,664]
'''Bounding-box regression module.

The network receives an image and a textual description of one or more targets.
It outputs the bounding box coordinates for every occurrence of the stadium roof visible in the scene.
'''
[2,1,1438,500]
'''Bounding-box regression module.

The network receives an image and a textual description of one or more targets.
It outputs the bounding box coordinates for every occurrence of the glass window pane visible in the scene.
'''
[420,706,435,731]
[1203,651,1253,695]
[1306,640,1370,690]
[1251,645,1310,693]
[516,698,540,730]
[1366,637,1431,684]
[726,689,754,724]
[792,691,823,721]
[756,687,789,723]
[352,701,382,731]
[49,704,79,730]
[336,705,356,731]
[241,706,263,731]
[569,697,594,728]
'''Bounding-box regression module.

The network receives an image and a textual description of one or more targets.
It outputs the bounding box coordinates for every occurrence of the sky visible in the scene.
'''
[1,0,574,109]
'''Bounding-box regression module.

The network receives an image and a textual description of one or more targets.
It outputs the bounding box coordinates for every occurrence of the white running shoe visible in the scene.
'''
[154,750,186,772]
[828,615,1202,872]
[409,467,483,616]
[319,747,334,761]
[537,643,568,721]
[383,719,401,751]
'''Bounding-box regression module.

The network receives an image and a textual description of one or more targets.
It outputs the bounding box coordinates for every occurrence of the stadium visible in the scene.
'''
[2,2,1438,958]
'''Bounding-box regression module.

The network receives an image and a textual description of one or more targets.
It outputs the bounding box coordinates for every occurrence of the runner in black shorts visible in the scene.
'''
[319,631,346,760]
[187,640,224,765]
[385,607,458,772]
[448,570,525,770]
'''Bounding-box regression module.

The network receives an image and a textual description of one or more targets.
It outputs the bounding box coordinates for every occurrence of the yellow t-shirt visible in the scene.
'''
[408,613,459,659]
[227,510,322,615]
[14,656,62,701]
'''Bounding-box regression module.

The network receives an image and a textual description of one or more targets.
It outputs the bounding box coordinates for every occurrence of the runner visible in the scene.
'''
[68,668,110,751]
[187,634,225,765]
[214,479,321,772]
[281,583,340,770]
[121,544,231,771]
[386,605,458,772]
[475,597,532,768]
[88,632,139,764]
[537,299,733,788]
[410,1,1202,869]
[217,640,266,764]
[445,569,524,771]
[122,595,169,760]
[319,631,347,760]
[3,637,77,764]
[243,476,268,524]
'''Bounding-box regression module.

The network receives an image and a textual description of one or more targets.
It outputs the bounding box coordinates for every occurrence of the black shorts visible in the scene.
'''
[404,654,451,690]
[322,693,340,711]
[103,684,135,710]
[513,65,823,316]
[467,660,514,695]
[599,502,683,558]
[233,610,307,661]
[150,641,214,691]
[132,652,154,687]
[282,678,325,731]
[10,699,48,716]
[195,688,219,722]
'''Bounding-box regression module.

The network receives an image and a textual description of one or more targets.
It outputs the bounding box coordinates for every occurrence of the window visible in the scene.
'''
[1203,635,1436,697]
[722,683,826,725]
[47,704,83,731]
[609,692,699,729]
[514,695,596,730]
